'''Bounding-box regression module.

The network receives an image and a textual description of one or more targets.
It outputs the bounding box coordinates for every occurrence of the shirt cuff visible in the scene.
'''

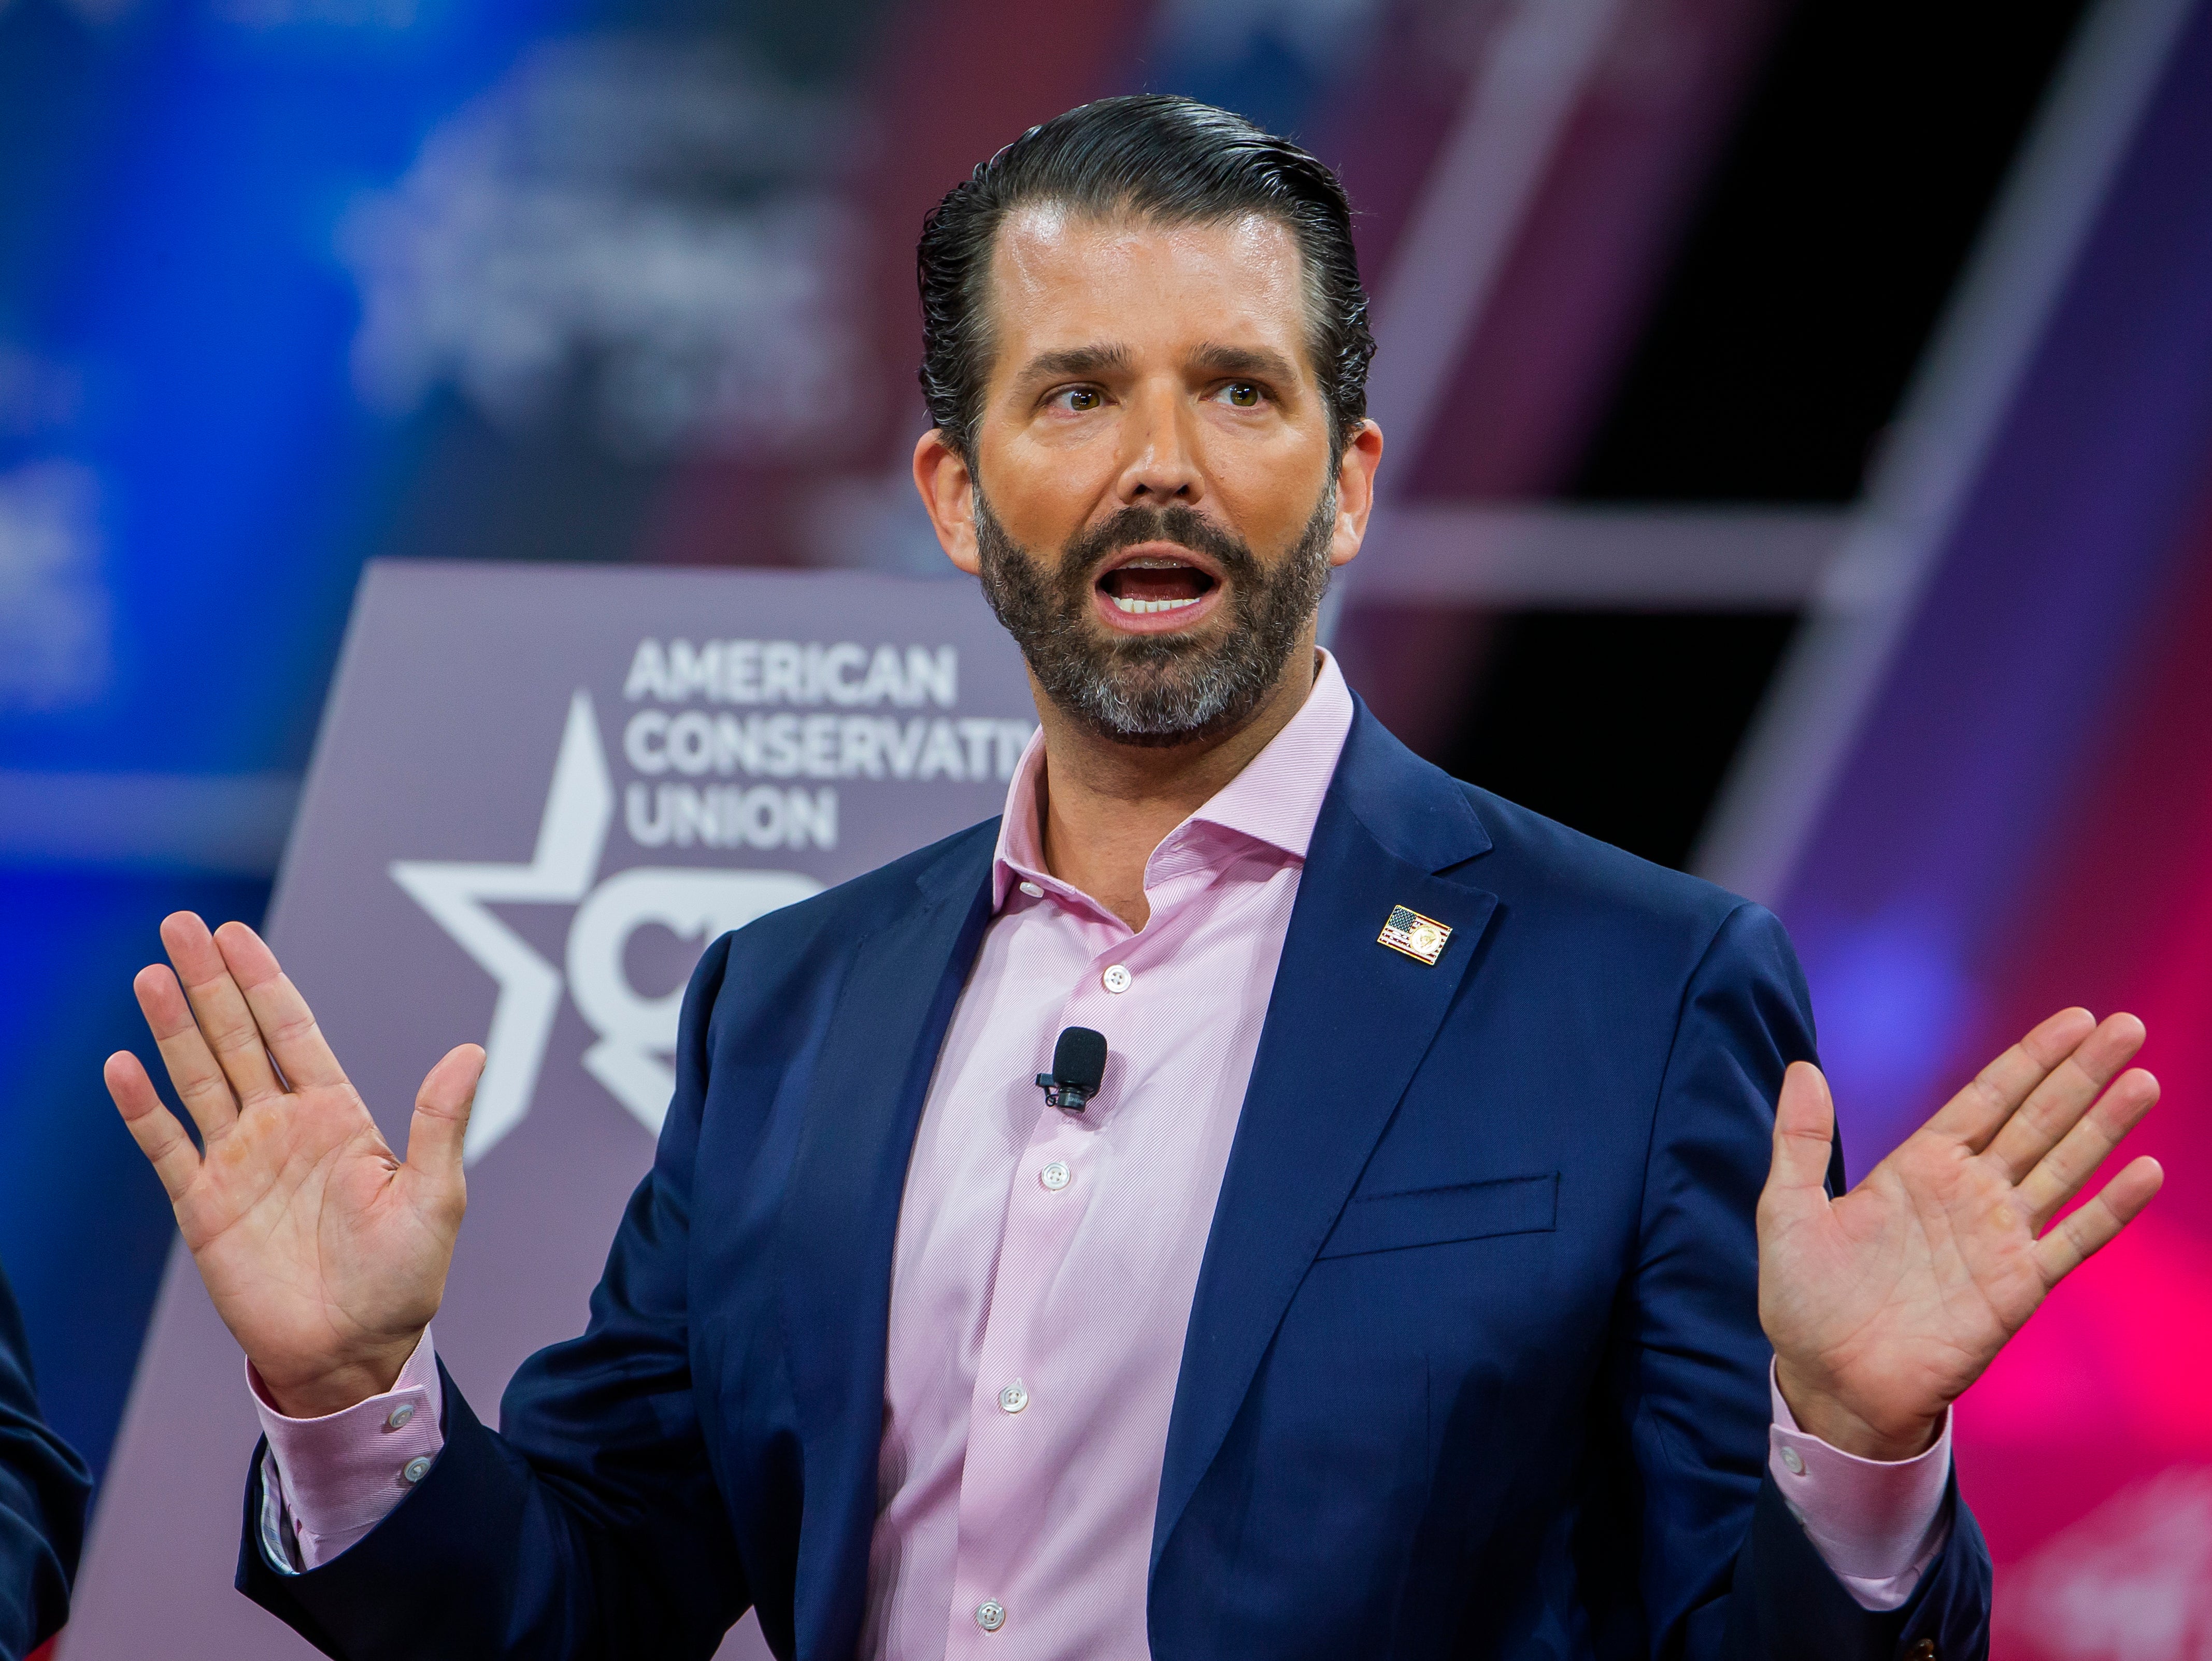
[1768,1360,1952,1610]
[250,1329,446,1571]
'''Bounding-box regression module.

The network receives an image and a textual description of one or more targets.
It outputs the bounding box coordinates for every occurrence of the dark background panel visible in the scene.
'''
[1571,0,2092,504]
[1436,610,1797,871]
[1402,0,2095,883]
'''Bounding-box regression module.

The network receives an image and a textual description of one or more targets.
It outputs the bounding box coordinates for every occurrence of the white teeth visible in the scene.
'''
[1110,594,1204,615]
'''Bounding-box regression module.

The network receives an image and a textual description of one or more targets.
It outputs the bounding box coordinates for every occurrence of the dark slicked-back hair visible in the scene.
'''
[918,94,1376,462]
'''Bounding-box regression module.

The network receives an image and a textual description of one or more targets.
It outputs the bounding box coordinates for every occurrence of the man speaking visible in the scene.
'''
[105,97,2164,1658]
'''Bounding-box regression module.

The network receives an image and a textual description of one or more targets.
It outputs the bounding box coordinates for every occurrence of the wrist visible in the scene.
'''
[252,1336,422,1420]
[1773,1359,1944,1463]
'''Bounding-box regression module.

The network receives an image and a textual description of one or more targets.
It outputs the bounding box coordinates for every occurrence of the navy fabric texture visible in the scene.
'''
[238,702,1994,1659]
[0,1264,88,1659]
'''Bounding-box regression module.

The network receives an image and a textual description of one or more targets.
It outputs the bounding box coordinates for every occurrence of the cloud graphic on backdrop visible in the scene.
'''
[392,691,819,1163]
[1156,0,1382,66]
[1997,1467,2212,1659]
[340,36,865,459]
[0,460,108,712]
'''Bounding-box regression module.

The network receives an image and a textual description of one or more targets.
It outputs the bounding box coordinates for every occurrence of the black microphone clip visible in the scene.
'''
[1036,1026,1108,1113]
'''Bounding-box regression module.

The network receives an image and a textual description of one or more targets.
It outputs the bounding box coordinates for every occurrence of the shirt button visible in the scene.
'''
[998,1381,1029,1414]
[975,1599,1006,1632]
[385,1403,415,1431]
[1040,1160,1071,1191]
[1780,1446,1805,1477]
[1018,881,1044,898]
[1101,963,1132,993]
[401,1456,432,1485]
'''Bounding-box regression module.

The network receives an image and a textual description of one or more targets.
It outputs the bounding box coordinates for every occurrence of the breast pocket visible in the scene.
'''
[1316,1172,1559,1260]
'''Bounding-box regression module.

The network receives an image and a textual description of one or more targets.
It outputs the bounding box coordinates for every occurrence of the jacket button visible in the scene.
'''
[1907,1642,1936,1660]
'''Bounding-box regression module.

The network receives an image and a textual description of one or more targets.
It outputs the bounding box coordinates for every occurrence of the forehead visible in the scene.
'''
[984,205,1311,369]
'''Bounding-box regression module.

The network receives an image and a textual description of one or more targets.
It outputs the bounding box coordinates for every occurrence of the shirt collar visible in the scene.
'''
[991,649,1356,911]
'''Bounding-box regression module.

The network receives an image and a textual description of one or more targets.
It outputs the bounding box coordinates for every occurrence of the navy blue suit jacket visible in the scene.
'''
[240,703,1993,1659]
[0,1264,88,1660]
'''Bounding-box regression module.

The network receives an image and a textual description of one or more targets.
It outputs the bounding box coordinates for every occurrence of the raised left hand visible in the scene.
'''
[1758,1007,2163,1460]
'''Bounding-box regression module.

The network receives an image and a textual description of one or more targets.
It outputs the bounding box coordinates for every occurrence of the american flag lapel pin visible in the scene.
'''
[1378,905,1452,966]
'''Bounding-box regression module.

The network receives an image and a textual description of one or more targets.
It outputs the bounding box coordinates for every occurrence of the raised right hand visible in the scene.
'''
[103,912,481,1418]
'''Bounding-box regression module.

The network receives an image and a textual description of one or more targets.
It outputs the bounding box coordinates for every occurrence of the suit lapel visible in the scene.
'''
[1153,707,1499,1570]
[775,828,996,1661]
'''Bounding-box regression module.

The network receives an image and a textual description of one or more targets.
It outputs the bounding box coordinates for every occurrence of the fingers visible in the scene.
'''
[159,912,283,1110]
[2032,1155,2163,1287]
[2015,1066,2160,1226]
[133,961,241,1143]
[104,1050,201,1201]
[1983,1012,2148,1183]
[211,921,350,1093]
[403,1044,483,1204]
[1763,1061,1836,1218]
[1926,1007,2097,1147]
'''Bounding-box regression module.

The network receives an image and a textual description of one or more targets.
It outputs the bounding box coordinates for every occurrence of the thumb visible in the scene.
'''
[1765,1060,1838,1214]
[404,1043,484,1197]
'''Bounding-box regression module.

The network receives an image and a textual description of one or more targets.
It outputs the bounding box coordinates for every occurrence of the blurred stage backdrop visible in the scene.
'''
[0,0,2206,1651]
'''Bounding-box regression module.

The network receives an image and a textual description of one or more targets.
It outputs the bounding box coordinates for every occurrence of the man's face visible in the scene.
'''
[917,206,1378,745]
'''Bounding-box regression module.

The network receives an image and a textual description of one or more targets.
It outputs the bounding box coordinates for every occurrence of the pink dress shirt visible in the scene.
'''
[254,651,1951,1643]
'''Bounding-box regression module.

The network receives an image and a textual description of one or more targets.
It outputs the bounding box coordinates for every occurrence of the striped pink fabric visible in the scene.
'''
[864,655,1356,1661]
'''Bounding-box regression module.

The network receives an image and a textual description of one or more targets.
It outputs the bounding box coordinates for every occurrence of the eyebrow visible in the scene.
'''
[1011,340,1306,394]
[1014,343,1132,386]
[1189,342,1301,386]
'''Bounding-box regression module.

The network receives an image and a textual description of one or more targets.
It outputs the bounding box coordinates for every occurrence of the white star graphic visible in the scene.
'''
[390,691,612,1163]
[390,690,821,1163]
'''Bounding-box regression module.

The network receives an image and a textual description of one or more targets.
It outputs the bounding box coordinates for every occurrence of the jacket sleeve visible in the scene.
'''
[1618,901,1993,1660]
[237,933,747,1660]
[0,1264,89,1661]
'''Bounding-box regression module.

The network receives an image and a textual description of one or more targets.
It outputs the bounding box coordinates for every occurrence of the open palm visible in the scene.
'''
[1759,1008,2163,1459]
[104,913,481,1418]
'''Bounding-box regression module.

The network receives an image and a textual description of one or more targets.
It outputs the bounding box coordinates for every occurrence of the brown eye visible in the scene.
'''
[1225,382,1260,408]
[1065,388,1101,412]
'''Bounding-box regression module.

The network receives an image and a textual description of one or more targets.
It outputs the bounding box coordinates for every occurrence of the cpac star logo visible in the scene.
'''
[391,691,820,1163]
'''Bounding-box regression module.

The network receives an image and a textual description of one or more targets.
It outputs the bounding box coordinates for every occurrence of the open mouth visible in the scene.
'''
[1093,549,1222,629]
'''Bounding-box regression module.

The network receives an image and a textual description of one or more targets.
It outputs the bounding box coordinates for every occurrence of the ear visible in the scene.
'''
[913,429,981,576]
[1328,420,1385,569]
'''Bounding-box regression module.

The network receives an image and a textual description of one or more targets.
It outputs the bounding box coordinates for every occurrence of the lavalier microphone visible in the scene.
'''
[1036,1026,1108,1113]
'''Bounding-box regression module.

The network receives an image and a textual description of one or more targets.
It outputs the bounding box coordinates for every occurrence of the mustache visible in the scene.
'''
[1060,504,1261,590]
[972,479,1334,747]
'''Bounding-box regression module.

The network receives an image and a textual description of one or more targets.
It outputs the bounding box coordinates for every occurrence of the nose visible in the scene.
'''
[1112,377,1204,506]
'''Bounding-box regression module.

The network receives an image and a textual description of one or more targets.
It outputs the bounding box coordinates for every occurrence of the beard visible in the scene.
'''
[973,486,1336,748]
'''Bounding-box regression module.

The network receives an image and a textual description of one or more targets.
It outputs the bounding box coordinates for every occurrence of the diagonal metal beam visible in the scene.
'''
[1349,504,1844,608]
[0,770,301,874]
[1322,0,1629,642]
[1359,0,1630,465]
[1692,0,2202,903]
